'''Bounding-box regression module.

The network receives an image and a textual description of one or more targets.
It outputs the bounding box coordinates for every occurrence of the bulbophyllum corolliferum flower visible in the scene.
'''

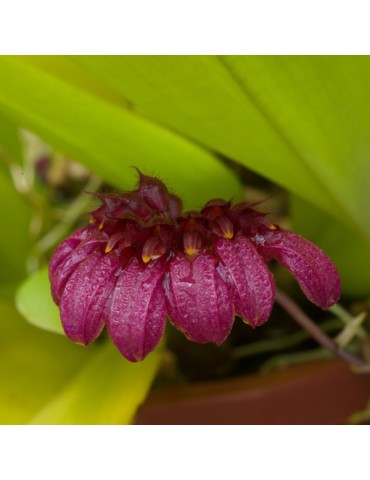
[49,170,341,362]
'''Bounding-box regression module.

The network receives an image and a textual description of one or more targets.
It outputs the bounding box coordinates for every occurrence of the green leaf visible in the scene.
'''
[0,293,159,424]
[28,343,160,425]
[18,55,129,109]
[0,166,31,282]
[16,267,63,335]
[0,113,29,282]
[0,293,88,424]
[291,195,370,298]
[0,109,22,164]
[72,56,370,244]
[0,57,242,210]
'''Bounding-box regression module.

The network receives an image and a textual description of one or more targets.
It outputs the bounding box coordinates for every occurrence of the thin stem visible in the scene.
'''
[260,348,333,373]
[26,175,102,273]
[36,175,102,255]
[231,318,342,360]
[275,288,368,368]
[329,303,367,339]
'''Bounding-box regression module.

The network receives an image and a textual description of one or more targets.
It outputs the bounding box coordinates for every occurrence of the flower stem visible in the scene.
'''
[329,303,367,340]
[36,175,102,255]
[275,288,368,368]
[231,318,341,360]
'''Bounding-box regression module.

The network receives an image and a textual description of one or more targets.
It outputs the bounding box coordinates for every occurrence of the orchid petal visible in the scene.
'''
[59,250,121,345]
[49,227,91,278]
[106,258,167,362]
[215,234,275,327]
[260,230,341,309]
[49,235,107,304]
[166,252,234,345]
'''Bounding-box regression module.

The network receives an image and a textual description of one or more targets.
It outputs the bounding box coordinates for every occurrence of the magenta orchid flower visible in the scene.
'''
[49,171,341,362]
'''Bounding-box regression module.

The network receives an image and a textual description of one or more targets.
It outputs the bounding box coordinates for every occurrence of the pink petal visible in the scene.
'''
[215,234,275,327]
[260,230,341,309]
[59,250,121,346]
[49,227,91,278]
[166,252,234,345]
[49,235,107,304]
[106,258,167,362]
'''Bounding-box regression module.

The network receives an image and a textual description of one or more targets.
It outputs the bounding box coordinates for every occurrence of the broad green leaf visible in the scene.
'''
[0,294,88,424]
[0,165,31,282]
[0,109,22,164]
[16,267,63,335]
[29,343,160,425]
[72,56,370,244]
[0,57,242,210]
[19,55,129,109]
[0,113,28,282]
[2,290,160,424]
[291,195,370,298]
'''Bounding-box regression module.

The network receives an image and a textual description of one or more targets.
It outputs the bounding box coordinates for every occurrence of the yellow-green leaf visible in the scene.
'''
[0,166,31,282]
[2,290,160,424]
[0,57,242,210]
[72,56,370,244]
[29,343,160,425]
[16,267,63,335]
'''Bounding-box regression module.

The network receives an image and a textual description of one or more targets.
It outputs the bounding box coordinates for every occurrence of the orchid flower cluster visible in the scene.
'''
[49,171,341,362]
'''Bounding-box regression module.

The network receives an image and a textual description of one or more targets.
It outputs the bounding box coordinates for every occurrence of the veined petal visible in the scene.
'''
[49,227,91,278]
[215,234,275,327]
[260,230,341,309]
[106,258,167,362]
[166,252,234,345]
[59,250,121,346]
[49,235,107,304]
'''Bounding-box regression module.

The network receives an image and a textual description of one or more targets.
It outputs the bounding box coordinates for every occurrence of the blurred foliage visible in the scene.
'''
[72,56,370,245]
[0,56,369,424]
[16,267,63,335]
[0,165,31,281]
[0,288,160,424]
[0,56,242,210]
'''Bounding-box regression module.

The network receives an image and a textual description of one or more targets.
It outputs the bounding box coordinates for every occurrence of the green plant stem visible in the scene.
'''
[260,348,333,373]
[231,318,342,360]
[329,303,367,339]
[275,288,368,368]
[36,175,102,255]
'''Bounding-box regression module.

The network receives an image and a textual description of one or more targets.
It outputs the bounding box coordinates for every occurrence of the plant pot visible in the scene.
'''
[135,359,370,424]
